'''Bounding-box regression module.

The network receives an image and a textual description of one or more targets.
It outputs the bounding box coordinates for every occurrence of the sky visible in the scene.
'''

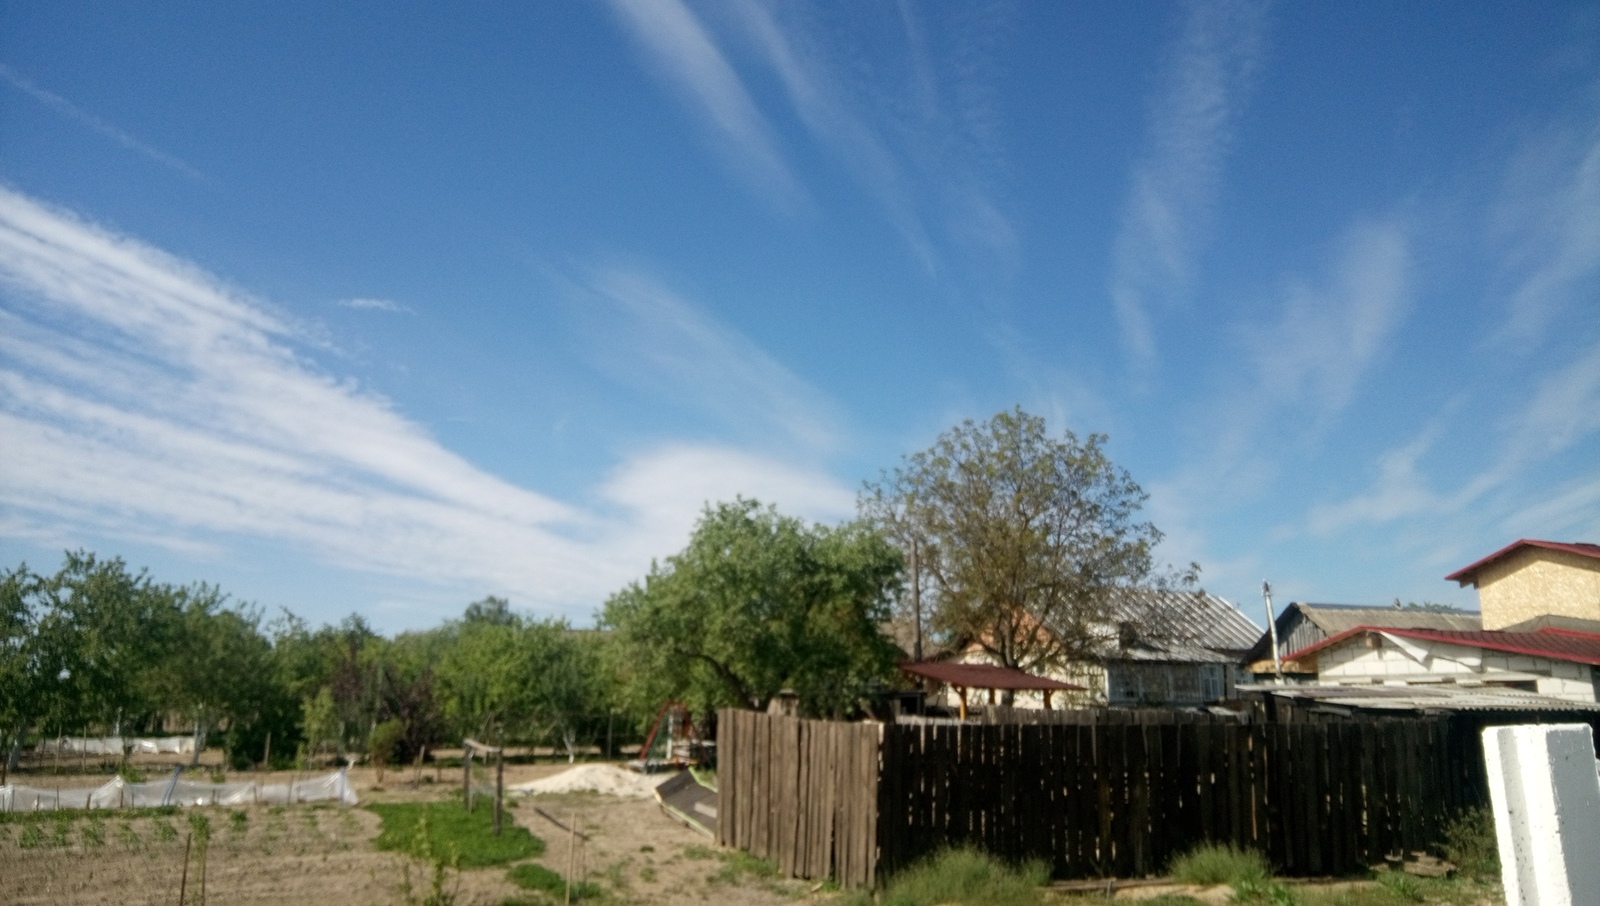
[1,1,1598,633]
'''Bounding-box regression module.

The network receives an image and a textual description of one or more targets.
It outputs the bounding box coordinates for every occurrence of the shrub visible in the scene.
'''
[1167,842,1271,886]
[866,847,1049,906]
[1439,806,1498,879]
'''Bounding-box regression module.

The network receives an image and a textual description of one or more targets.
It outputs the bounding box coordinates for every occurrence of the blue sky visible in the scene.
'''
[2,1,1597,632]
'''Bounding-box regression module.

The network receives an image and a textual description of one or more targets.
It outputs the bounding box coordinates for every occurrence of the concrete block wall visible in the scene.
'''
[1483,724,1600,906]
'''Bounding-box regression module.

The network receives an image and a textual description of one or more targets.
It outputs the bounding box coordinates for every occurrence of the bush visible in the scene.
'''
[1439,806,1498,879]
[1167,842,1271,886]
[862,848,1049,906]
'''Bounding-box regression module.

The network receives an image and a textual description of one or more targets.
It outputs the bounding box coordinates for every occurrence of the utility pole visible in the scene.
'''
[1263,580,1283,683]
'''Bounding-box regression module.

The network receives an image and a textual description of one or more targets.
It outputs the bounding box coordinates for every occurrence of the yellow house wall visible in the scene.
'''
[1476,548,1600,630]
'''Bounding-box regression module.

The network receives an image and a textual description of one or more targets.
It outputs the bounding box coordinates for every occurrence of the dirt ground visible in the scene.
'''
[0,758,826,906]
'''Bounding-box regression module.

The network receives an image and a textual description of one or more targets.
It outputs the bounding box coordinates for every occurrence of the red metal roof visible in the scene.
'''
[899,661,1084,691]
[1287,625,1600,667]
[1445,539,1600,585]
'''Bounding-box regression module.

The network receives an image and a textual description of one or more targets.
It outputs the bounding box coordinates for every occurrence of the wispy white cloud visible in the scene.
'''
[1488,110,1600,346]
[1301,336,1600,541]
[574,268,844,453]
[1109,0,1267,368]
[1143,216,1412,579]
[608,1,1014,274]
[0,63,207,183]
[1243,219,1411,417]
[337,297,411,314]
[0,188,855,621]
[604,0,805,207]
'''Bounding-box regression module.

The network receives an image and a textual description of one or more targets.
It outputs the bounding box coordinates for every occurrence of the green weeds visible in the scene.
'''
[369,800,543,869]
[507,862,604,901]
[842,847,1049,906]
[81,815,106,847]
[152,816,178,843]
[1167,841,1272,887]
[1439,806,1499,879]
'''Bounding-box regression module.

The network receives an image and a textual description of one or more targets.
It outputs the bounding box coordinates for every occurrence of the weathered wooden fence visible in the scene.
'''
[716,708,883,888]
[878,718,1480,880]
[718,709,1488,888]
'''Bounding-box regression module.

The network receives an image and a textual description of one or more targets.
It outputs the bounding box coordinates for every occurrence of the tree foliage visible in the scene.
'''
[860,407,1182,673]
[601,498,902,717]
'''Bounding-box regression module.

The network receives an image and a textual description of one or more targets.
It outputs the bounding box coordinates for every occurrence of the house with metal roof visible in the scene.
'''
[951,588,1261,709]
[1244,602,1481,678]
[1278,625,1600,704]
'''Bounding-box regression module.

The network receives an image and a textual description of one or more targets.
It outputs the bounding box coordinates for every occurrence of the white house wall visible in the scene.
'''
[1316,634,1599,703]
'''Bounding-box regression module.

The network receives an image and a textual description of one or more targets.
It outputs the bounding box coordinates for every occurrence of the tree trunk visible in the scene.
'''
[7,719,28,775]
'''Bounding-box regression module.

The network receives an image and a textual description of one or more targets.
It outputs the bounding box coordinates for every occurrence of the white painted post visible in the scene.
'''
[1482,724,1600,906]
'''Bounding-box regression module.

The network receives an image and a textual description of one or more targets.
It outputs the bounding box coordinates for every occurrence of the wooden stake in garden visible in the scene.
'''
[565,811,577,905]
[178,831,192,905]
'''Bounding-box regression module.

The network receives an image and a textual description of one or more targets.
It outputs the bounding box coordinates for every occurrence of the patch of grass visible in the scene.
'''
[639,844,654,853]
[228,809,249,836]
[711,849,781,885]
[1373,870,1425,902]
[369,800,544,868]
[639,866,656,883]
[0,804,175,825]
[116,821,139,847]
[1439,806,1498,879]
[18,823,44,848]
[854,847,1050,906]
[507,862,604,901]
[682,843,716,860]
[1167,841,1272,886]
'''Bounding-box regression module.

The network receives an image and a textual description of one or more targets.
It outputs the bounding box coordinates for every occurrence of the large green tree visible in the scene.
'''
[860,407,1186,674]
[601,498,902,717]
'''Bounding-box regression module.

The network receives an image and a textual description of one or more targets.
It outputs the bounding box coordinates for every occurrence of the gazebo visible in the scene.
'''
[899,661,1085,719]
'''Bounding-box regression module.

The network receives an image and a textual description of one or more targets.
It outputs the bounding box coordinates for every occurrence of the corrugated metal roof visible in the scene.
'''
[1297,604,1482,635]
[1107,640,1238,664]
[900,661,1084,691]
[1101,588,1261,654]
[1239,682,1600,713]
[1289,625,1600,666]
[1243,603,1483,664]
[1445,538,1600,585]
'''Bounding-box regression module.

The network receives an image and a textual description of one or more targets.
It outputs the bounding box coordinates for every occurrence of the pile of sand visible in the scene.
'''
[509,764,672,799]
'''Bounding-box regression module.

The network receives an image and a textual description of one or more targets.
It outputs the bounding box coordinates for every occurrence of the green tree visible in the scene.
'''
[860,407,1184,674]
[601,498,902,717]
[301,686,339,764]
[152,587,276,765]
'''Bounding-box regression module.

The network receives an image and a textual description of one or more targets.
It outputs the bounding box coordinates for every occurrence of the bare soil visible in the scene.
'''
[1,760,828,906]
